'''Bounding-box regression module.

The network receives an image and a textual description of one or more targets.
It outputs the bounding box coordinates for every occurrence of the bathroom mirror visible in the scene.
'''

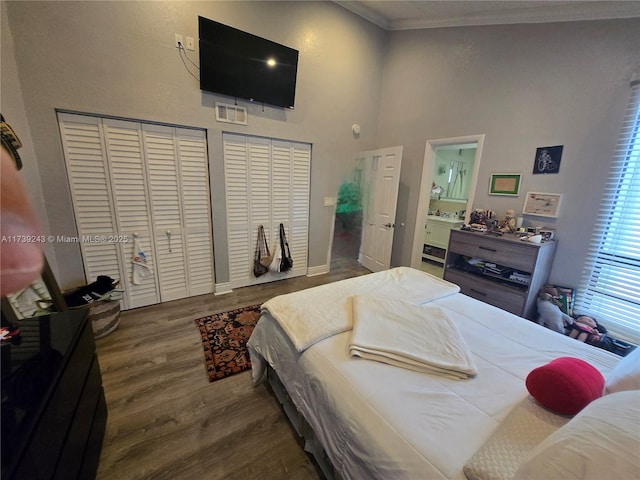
[432,142,477,202]
[430,143,476,210]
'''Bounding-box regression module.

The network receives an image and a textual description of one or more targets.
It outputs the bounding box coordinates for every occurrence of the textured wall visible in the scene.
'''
[5,1,639,292]
[377,19,640,286]
[3,1,387,288]
[1,2,57,273]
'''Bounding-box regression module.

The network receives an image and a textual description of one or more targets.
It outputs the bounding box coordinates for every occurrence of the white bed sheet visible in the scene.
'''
[248,289,620,480]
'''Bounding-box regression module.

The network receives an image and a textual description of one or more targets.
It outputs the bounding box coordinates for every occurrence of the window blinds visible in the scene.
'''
[575,79,640,344]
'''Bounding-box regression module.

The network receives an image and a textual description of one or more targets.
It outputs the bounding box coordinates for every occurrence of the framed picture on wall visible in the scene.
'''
[532,145,563,174]
[522,192,563,217]
[489,173,521,196]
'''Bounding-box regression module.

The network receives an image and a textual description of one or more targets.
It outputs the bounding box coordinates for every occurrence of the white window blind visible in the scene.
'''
[575,79,640,344]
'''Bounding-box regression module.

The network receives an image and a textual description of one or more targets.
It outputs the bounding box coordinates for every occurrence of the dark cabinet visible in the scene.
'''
[1,309,107,480]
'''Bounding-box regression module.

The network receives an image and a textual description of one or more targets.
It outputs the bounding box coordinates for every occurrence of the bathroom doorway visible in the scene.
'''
[410,135,485,270]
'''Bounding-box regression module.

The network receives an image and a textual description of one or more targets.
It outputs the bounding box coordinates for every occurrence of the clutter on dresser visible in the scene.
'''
[462,207,558,246]
[498,208,517,233]
[467,208,496,232]
[539,228,556,241]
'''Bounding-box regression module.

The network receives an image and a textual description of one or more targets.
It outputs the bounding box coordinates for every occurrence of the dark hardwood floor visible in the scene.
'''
[95,257,369,480]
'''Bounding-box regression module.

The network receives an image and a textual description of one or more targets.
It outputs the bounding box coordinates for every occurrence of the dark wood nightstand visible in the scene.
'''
[1,309,107,480]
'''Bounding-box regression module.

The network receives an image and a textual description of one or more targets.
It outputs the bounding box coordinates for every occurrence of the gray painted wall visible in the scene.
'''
[3,1,386,288]
[377,19,640,287]
[1,2,57,274]
[3,1,639,293]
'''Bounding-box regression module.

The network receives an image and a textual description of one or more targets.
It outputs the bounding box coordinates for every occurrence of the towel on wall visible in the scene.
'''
[132,237,152,285]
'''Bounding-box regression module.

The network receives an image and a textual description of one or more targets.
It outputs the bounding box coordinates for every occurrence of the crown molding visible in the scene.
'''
[334,1,640,31]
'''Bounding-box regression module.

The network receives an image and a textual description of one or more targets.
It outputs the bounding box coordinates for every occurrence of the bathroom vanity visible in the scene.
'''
[423,215,464,263]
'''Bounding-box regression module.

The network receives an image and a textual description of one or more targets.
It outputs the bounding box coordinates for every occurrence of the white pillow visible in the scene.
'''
[463,397,569,480]
[605,346,640,394]
[513,390,640,480]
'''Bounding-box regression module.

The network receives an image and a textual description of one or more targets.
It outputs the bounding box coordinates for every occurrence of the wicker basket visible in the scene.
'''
[86,300,121,339]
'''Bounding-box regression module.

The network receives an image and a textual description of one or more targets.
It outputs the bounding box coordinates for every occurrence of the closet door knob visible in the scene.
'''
[166,230,172,252]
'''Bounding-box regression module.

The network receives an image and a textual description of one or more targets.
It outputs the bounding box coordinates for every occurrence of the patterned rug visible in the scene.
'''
[194,304,262,382]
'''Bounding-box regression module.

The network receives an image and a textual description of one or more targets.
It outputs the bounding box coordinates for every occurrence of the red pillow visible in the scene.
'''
[525,357,604,415]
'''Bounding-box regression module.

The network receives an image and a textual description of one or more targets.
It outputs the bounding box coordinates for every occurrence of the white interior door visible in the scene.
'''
[358,146,403,272]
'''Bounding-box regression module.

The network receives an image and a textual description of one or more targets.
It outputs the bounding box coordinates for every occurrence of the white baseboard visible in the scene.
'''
[306,264,330,277]
[214,282,233,295]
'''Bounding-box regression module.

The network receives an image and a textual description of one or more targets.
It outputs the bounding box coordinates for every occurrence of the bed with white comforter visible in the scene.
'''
[247,267,626,480]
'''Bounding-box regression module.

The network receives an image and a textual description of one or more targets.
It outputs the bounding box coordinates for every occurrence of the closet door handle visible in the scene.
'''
[166,230,172,252]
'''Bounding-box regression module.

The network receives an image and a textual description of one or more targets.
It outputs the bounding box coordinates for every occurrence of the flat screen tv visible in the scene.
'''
[198,16,299,109]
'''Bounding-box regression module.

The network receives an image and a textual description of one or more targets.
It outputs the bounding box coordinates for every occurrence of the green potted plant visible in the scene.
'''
[336,181,362,232]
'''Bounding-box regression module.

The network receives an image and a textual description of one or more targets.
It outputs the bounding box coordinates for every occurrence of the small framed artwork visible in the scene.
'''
[533,145,563,174]
[489,173,521,196]
[523,192,563,218]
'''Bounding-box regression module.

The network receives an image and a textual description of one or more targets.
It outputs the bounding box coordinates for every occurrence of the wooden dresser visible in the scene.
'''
[443,229,557,319]
[1,309,107,480]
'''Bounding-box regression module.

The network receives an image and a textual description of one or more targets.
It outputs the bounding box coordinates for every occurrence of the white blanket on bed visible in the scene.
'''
[261,267,460,352]
[248,278,621,480]
[349,295,477,379]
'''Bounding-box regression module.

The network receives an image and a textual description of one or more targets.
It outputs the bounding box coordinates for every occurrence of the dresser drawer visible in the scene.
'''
[444,268,526,316]
[448,231,538,272]
[53,356,103,480]
[15,321,95,479]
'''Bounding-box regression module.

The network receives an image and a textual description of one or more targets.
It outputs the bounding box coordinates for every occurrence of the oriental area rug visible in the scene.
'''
[194,304,262,382]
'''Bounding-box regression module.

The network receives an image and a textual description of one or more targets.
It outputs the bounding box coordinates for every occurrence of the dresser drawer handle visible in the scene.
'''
[478,246,497,253]
[470,288,487,297]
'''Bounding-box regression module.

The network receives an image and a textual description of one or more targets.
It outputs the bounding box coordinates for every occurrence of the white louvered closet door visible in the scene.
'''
[59,113,213,309]
[142,124,188,302]
[289,141,311,276]
[223,134,252,288]
[177,128,214,296]
[268,140,310,280]
[270,141,293,281]
[58,114,127,304]
[248,138,274,285]
[143,125,214,300]
[102,119,160,308]
[223,133,310,289]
